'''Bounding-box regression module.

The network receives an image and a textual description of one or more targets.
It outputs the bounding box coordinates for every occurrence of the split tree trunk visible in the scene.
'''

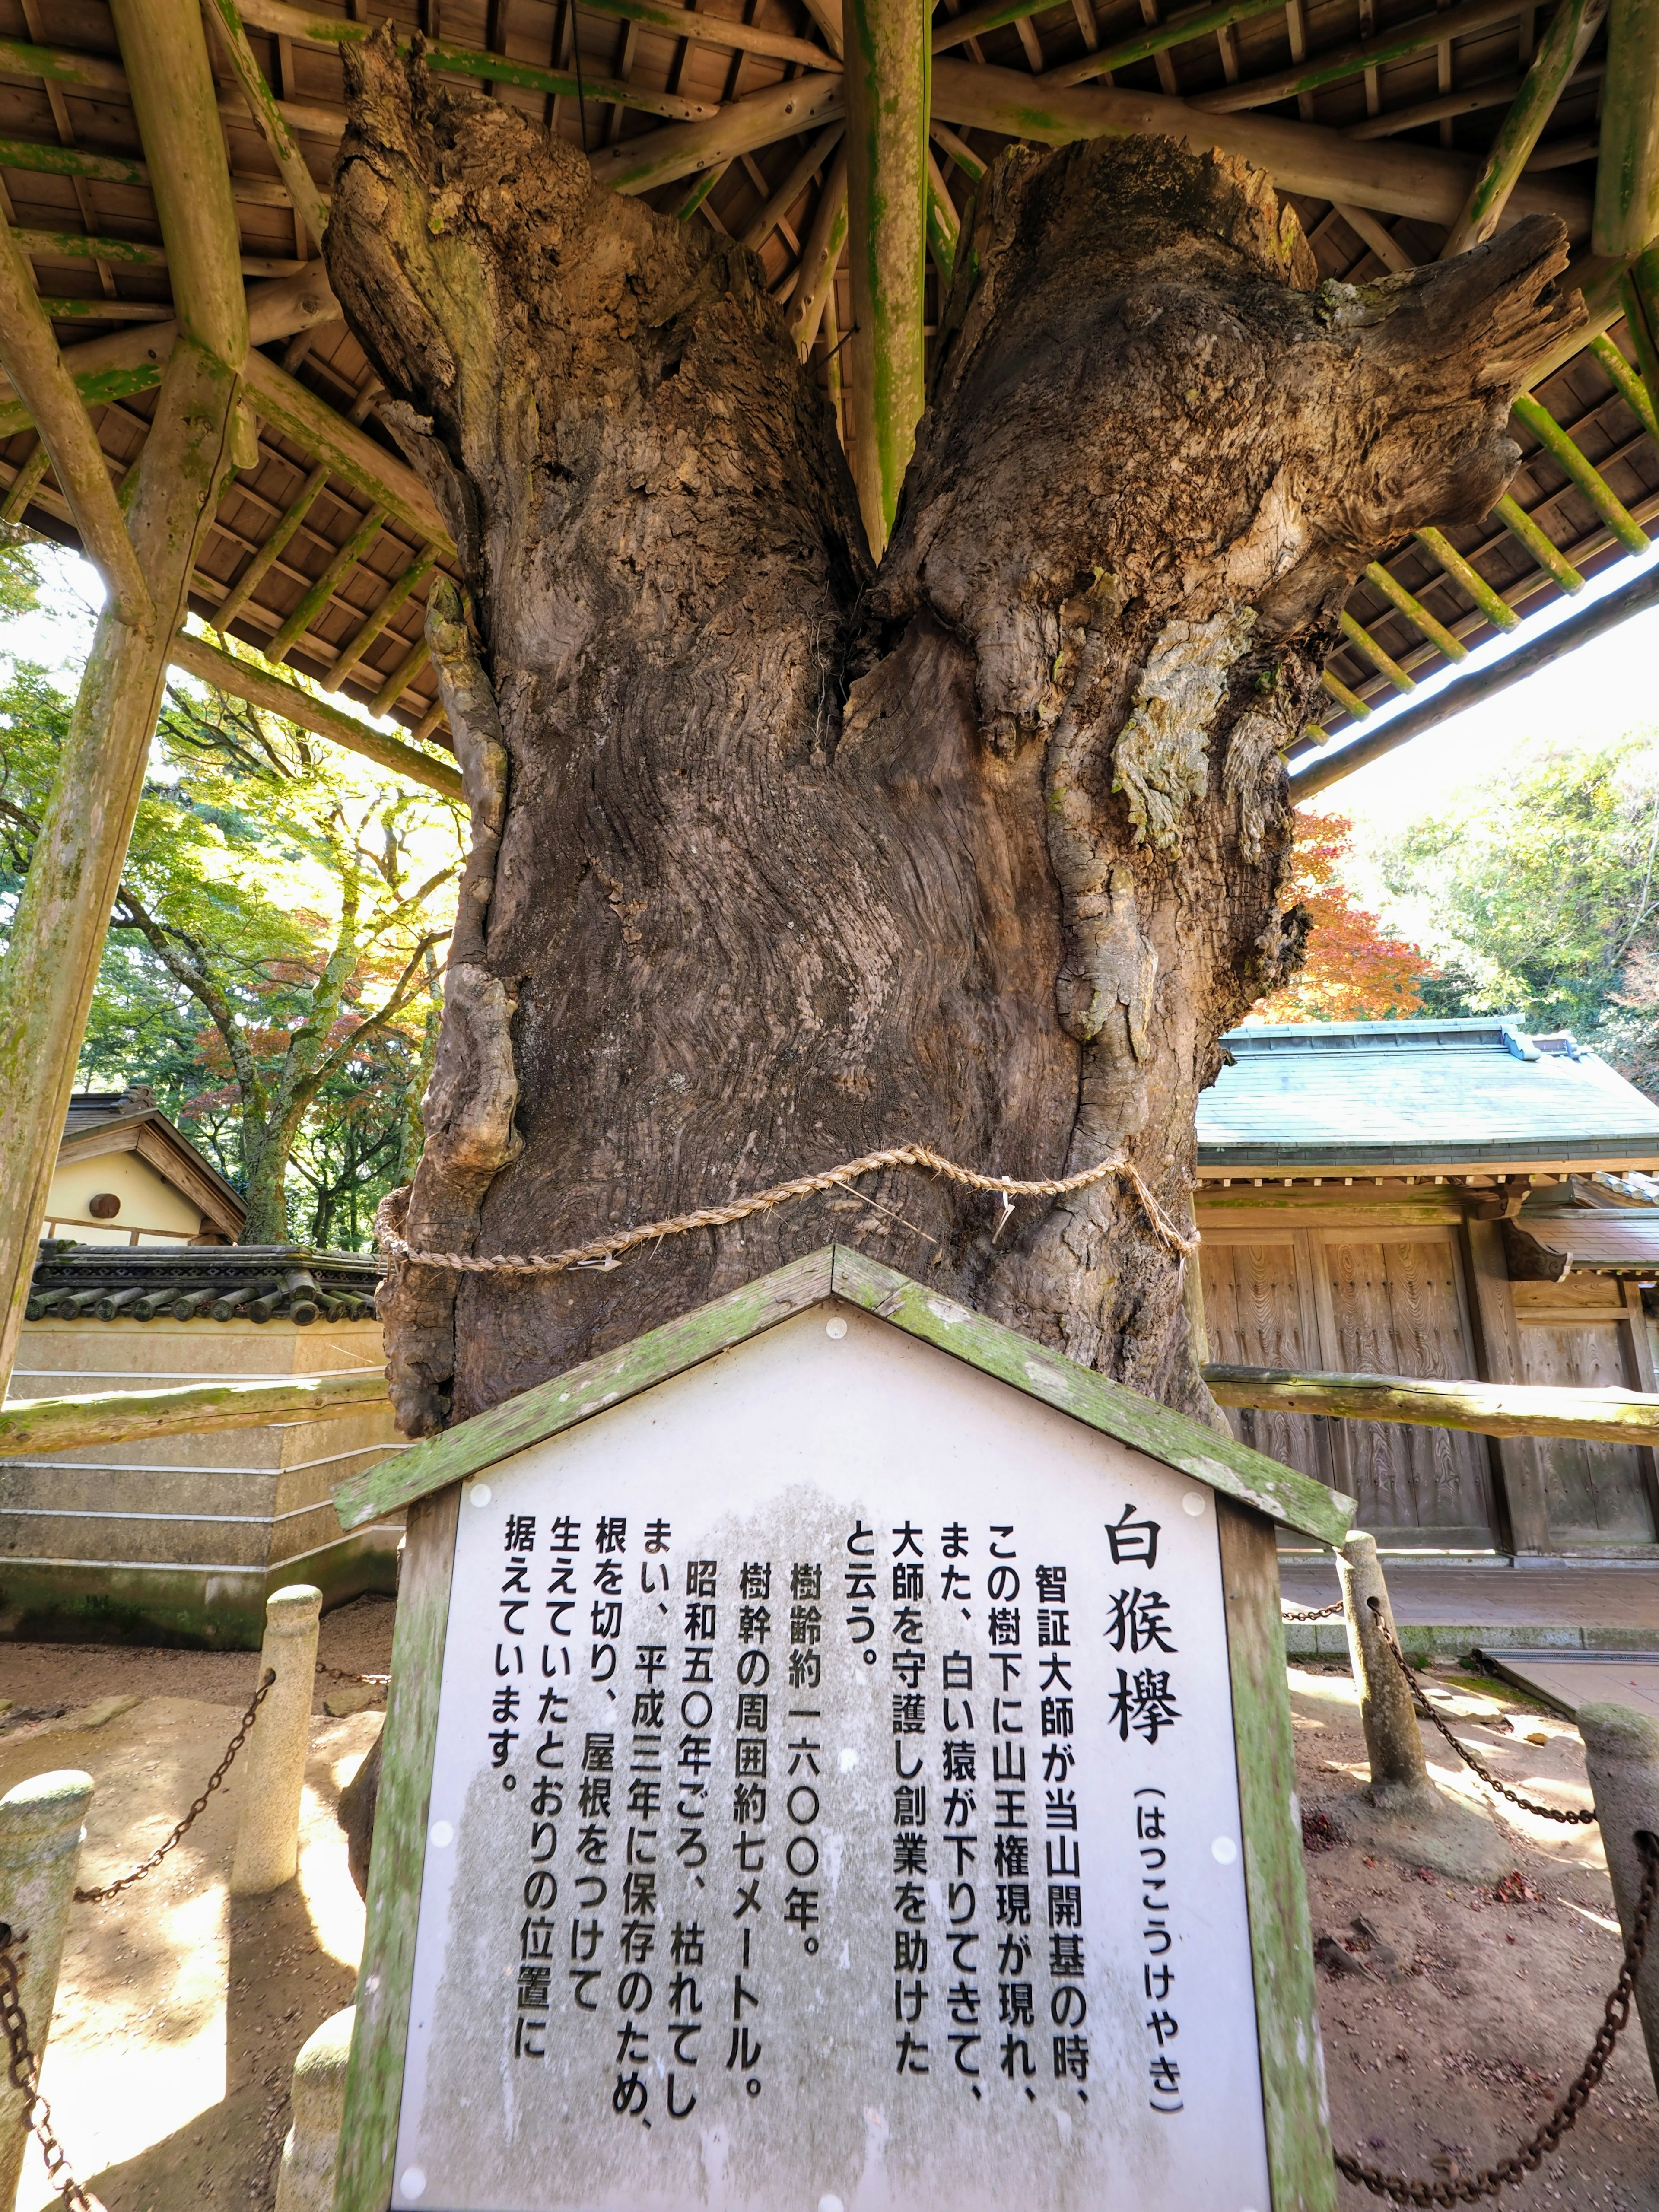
[327,36,1579,1436]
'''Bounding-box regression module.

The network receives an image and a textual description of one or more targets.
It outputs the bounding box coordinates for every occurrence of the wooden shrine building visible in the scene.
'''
[1196,1014,1659,1562]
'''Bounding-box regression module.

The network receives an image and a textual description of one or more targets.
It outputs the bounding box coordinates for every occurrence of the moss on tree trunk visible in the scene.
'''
[326,33,1580,1435]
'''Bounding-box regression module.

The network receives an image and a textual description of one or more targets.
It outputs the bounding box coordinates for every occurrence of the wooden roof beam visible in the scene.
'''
[593,73,845,192]
[1191,0,1532,115]
[169,630,462,798]
[234,0,732,121]
[205,0,330,254]
[1440,0,1608,257]
[1293,554,1659,798]
[598,52,1598,224]
[928,57,1594,229]
[1595,0,1659,254]
[111,0,245,370]
[1039,0,1287,88]
[843,0,928,557]
[0,219,149,626]
[240,348,451,550]
[245,0,836,75]
[0,265,338,436]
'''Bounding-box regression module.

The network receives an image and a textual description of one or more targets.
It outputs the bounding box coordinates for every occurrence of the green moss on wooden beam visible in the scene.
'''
[1190,0,1529,113]
[1337,609,1414,691]
[217,459,329,630]
[205,0,330,254]
[268,502,386,662]
[1590,329,1659,445]
[926,156,959,289]
[242,0,836,78]
[1206,1362,1659,1443]
[1593,0,1659,254]
[1439,0,1607,257]
[371,639,431,718]
[1511,389,1651,551]
[170,629,463,799]
[1493,489,1586,586]
[0,266,340,439]
[233,2,725,121]
[326,548,439,689]
[0,1370,388,1457]
[929,120,985,181]
[0,36,127,96]
[1040,0,1287,88]
[241,349,450,550]
[591,73,845,194]
[0,219,150,627]
[1413,525,1520,629]
[843,0,929,556]
[927,57,1592,231]
[1361,560,1468,660]
[1319,667,1372,718]
[0,137,147,188]
[13,227,166,268]
[1620,244,1659,405]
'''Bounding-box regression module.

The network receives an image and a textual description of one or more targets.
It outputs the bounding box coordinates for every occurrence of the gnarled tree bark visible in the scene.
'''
[327,35,1579,1437]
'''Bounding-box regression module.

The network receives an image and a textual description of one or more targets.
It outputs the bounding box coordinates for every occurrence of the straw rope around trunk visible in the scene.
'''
[375,1143,1200,1275]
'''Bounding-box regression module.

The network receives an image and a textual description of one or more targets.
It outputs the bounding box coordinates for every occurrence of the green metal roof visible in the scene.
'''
[1197,1015,1659,1170]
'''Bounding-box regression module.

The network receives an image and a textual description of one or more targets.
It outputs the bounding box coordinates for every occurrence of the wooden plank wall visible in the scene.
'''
[1197,1189,1659,1555]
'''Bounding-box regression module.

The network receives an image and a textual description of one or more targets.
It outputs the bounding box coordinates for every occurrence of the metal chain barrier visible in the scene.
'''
[375,1137,1200,1276]
[1283,1600,1345,1621]
[316,1662,389,1688]
[1336,1831,1659,2202]
[1368,1600,1596,1826]
[0,1926,105,2210]
[71,1669,276,1904]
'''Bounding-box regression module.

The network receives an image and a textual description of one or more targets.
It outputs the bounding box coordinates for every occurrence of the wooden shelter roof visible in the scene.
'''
[0,0,1655,778]
[1197,1015,1659,1173]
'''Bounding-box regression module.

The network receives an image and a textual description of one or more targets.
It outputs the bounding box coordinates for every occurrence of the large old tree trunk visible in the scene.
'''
[327,36,1578,1437]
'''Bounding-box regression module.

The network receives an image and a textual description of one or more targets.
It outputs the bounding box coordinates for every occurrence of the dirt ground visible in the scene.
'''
[0,1611,1653,2208]
[0,1595,394,2211]
[1294,1657,1659,2209]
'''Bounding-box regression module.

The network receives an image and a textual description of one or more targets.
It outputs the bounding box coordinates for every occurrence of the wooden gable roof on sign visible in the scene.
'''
[331,1242,1357,1544]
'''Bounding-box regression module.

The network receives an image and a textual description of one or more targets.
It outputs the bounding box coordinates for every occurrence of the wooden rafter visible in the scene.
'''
[0,0,1650,768]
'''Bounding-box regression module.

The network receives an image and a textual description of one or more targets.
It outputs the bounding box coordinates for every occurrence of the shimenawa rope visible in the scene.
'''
[376,1142,1199,1276]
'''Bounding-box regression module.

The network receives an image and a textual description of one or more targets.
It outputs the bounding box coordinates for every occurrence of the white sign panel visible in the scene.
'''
[391,1306,1272,2212]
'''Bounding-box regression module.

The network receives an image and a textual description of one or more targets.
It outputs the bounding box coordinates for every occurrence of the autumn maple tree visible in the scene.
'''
[1257,810,1437,1023]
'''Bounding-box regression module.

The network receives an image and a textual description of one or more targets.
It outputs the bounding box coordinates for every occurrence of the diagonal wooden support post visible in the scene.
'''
[842,0,928,557]
[0,0,247,1404]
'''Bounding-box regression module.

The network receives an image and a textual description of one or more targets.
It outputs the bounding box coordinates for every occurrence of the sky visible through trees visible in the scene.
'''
[0,540,464,1249]
[3,539,1658,1250]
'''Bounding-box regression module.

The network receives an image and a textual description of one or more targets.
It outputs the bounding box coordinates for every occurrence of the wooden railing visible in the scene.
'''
[1205,1364,1659,1446]
[0,1371,390,1457]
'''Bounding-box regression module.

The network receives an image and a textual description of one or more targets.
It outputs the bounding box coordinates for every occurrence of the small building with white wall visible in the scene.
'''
[1,1093,401,1646]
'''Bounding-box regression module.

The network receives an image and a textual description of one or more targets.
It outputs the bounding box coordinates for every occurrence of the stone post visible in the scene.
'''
[1579,1702,1659,2098]
[0,1769,93,2203]
[274,2005,354,2212]
[1337,1532,1430,1800]
[231,1583,321,1897]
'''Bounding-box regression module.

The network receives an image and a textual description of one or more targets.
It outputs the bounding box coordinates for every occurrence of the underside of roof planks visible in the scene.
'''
[0,0,1655,767]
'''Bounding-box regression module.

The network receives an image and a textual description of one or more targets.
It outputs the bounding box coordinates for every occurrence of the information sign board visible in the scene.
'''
[331,1248,1353,2212]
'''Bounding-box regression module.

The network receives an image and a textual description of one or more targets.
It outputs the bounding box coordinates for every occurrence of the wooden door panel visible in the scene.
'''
[1322,1238,1496,1540]
[1200,1240,1331,1485]
[1517,1323,1657,1543]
